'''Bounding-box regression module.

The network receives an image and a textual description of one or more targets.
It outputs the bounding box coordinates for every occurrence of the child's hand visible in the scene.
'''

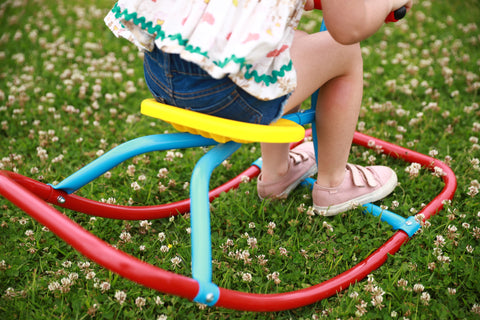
[321,0,414,44]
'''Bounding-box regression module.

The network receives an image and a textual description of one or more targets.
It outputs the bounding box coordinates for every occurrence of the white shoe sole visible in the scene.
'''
[313,171,398,216]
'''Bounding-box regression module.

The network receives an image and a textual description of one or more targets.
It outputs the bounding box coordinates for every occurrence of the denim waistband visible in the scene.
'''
[143,47,288,125]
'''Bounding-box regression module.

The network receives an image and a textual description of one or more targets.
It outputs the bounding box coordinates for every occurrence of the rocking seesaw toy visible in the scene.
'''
[0,99,457,311]
[0,8,457,312]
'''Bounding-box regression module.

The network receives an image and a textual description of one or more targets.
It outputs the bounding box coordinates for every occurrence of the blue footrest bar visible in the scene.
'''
[362,203,421,237]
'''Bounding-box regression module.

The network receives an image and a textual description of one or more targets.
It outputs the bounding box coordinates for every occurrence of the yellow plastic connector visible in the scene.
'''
[141,99,305,144]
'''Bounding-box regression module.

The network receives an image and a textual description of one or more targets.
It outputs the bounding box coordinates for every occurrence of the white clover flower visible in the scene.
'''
[432,166,446,177]
[158,232,166,242]
[349,291,359,299]
[48,281,61,292]
[447,225,458,233]
[127,164,136,176]
[420,292,431,305]
[306,206,316,216]
[100,281,111,292]
[135,296,146,309]
[413,283,425,293]
[157,168,169,179]
[467,180,479,197]
[405,162,422,178]
[247,237,257,249]
[164,151,175,162]
[397,278,408,288]
[278,247,288,256]
[471,304,480,315]
[61,277,72,287]
[131,181,141,191]
[139,220,152,229]
[115,290,127,305]
[171,256,182,268]
[448,288,457,295]
[322,221,334,232]
[371,293,384,309]
[267,271,281,284]
[434,235,446,247]
[355,300,368,317]
[241,272,252,282]
[119,231,132,242]
[257,255,268,266]
[155,181,166,192]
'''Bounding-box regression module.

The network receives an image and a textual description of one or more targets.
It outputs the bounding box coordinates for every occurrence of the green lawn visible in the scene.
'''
[1,0,479,319]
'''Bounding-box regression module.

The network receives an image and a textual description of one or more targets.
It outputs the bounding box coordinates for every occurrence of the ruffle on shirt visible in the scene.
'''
[105,0,304,100]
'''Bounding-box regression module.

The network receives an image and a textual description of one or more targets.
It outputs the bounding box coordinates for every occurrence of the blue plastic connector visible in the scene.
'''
[362,203,421,237]
[193,280,220,306]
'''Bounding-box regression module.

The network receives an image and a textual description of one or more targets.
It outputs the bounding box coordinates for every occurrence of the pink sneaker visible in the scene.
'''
[257,142,317,199]
[313,164,397,216]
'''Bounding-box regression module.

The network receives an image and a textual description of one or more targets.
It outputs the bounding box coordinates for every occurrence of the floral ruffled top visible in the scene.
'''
[105,0,305,100]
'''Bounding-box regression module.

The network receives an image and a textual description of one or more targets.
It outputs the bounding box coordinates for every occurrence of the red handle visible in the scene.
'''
[385,6,407,22]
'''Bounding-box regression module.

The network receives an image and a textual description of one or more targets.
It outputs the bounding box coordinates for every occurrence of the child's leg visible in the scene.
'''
[259,31,397,211]
[260,30,362,187]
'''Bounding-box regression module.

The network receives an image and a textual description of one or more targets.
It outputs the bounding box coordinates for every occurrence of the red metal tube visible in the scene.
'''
[0,171,199,300]
[0,166,260,220]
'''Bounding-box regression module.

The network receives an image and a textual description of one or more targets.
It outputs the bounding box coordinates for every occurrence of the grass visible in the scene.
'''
[1,0,479,319]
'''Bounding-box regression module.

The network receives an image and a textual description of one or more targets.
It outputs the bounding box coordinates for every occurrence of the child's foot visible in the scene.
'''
[313,164,397,216]
[257,142,317,199]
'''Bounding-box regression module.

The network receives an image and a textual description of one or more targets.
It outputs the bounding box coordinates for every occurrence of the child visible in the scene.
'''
[105,0,412,216]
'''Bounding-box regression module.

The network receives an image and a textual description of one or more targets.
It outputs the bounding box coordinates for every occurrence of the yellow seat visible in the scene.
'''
[141,99,305,144]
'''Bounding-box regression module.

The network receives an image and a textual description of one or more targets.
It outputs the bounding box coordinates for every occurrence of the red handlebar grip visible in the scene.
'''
[385,6,407,23]
[314,0,322,10]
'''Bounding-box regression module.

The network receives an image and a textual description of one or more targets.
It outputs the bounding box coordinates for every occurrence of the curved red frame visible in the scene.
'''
[1,166,260,220]
[0,131,456,312]
[2,131,311,221]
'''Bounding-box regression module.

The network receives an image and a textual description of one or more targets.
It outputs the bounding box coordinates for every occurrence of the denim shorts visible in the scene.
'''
[143,47,288,125]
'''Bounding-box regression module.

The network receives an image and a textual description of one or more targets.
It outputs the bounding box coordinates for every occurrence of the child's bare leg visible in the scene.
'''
[259,105,301,182]
[260,31,362,187]
[260,30,397,214]
[313,59,363,187]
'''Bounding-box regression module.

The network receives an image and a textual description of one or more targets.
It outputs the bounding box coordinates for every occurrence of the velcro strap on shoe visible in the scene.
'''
[346,164,378,188]
[290,151,308,164]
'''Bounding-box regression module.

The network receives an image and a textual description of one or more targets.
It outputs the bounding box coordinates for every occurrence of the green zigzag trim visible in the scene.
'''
[111,3,293,86]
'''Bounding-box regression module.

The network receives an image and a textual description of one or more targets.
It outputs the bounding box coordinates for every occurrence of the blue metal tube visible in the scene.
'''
[190,141,241,305]
[52,133,216,194]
